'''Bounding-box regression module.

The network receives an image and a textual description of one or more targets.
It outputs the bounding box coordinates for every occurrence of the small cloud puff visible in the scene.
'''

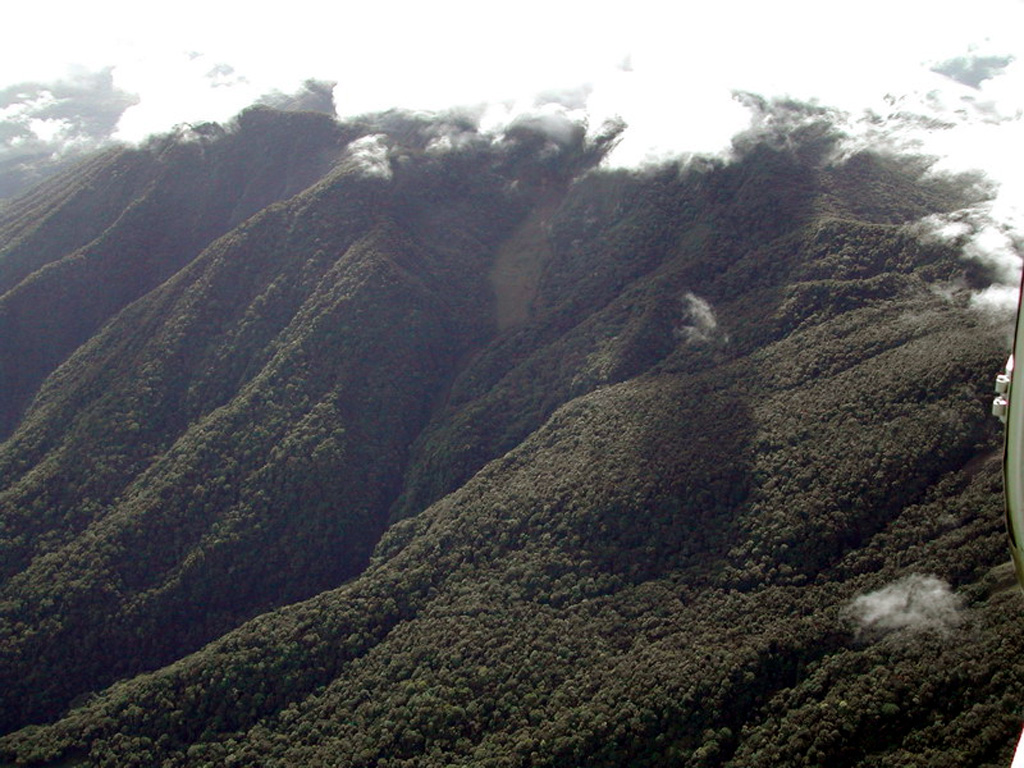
[845,573,963,640]
[344,134,392,179]
[970,283,1021,314]
[675,292,724,344]
[931,54,1015,89]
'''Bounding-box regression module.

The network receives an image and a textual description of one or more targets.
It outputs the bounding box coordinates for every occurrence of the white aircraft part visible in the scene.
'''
[1000,286,1024,767]
[1012,725,1024,768]
[1000,283,1024,588]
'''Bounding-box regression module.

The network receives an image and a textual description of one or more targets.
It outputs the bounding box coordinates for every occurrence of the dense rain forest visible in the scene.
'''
[0,98,1018,767]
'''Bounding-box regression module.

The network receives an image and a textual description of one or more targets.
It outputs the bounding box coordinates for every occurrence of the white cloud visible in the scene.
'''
[26,117,70,144]
[0,0,1017,149]
[111,50,266,142]
[970,283,1021,314]
[915,203,1022,273]
[676,292,725,345]
[846,574,963,639]
[344,134,392,179]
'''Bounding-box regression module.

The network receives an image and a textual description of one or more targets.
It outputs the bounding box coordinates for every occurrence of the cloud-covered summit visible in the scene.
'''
[0,75,337,200]
[0,1,1020,299]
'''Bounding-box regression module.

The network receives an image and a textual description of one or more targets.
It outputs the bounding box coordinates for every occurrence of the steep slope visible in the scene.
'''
[0,109,590,732]
[0,107,1015,767]
[0,107,352,438]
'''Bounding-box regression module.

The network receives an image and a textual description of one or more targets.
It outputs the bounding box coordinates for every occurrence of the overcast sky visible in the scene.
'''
[2,0,1023,302]
[2,0,1020,147]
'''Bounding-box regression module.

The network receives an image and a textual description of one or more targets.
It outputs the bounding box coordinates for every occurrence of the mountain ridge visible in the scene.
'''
[0,102,1016,766]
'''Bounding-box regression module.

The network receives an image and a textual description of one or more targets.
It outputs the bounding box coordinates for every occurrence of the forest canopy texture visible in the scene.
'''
[0,100,1018,767]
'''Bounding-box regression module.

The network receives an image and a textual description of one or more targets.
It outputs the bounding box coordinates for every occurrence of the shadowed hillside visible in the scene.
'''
[0,107,354,438]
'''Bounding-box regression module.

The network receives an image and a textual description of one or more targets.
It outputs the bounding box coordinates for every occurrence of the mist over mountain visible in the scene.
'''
[0,97,1019,767]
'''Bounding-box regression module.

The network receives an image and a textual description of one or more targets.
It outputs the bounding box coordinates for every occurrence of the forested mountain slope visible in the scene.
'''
[0,104,1016,767]
[0,106,352,438]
